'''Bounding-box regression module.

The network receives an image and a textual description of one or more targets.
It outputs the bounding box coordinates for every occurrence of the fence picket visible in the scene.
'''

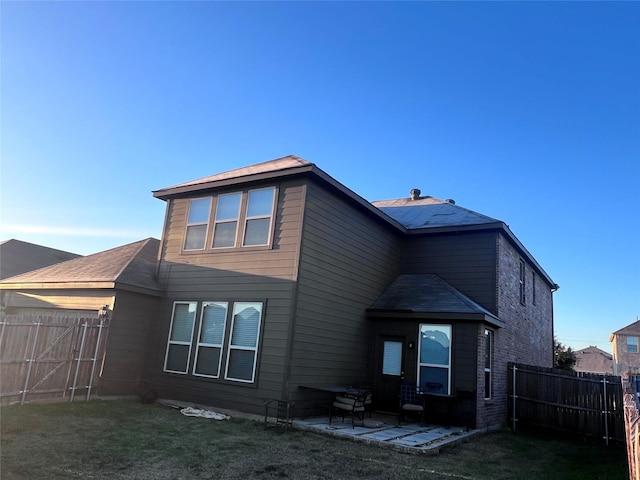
[507,362,623,444]
[0,314,109,404]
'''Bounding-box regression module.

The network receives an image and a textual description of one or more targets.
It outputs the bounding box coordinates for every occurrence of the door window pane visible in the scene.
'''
[382,341,402,376]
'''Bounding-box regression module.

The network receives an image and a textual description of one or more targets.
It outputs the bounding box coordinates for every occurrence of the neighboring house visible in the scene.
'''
[0,238,163,395]
[573,346,614,375]
[0,239,80,280]
[146,155,558,430]
[611,320,640,376]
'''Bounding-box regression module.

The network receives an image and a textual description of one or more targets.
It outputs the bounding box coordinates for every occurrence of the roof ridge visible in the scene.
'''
[111,238,153,281]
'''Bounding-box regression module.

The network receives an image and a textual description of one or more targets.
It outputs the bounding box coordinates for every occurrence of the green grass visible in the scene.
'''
[0,400,628,479]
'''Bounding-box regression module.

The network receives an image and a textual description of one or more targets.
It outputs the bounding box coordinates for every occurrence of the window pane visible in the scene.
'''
[200,303,227,344]
[231,304,261,347]
[382,341,402,376]
[226,349,256,381]
[485,371,491,399]
[484,330,492,369]
[166,344,190,373]
[243,218,270,246]
[419,366,448,394]
[247,188,275,217]
[216,193,241,221]
[419,326,450,366]
[629,337,638,353]
[170,303,196,342]
[184,224,207,250]
[195,346,222,377]
[213,221,237,248]
[188,198,211,223]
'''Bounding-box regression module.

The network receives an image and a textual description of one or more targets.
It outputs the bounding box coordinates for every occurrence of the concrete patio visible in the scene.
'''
[292,412,482,454]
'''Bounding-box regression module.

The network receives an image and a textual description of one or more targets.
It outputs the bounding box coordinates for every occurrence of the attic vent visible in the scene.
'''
[445,199,456,204]
[410,188,421,200]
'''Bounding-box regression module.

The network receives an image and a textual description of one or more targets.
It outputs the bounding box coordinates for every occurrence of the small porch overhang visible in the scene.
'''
[367,274,505,329]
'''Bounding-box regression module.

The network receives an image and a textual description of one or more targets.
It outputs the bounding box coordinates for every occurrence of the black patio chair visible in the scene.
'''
[399,382,426,425]
[329,388,369,428]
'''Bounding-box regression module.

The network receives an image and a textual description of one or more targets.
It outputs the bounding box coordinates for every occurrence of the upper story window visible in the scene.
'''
[532,271,537,305]
[628,336,638,353]
[184,198,212,250]
[484,329,493,400]
[183,187,276,252]
[519,259,526,305]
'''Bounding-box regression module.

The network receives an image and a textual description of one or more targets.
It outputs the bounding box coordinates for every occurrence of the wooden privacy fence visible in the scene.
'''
[622,371,640,480]
[0,313,109,404]
[508,362,623,444]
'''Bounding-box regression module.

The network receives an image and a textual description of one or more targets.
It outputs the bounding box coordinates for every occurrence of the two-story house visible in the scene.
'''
[611,320,640,376]
[145,155,557,430]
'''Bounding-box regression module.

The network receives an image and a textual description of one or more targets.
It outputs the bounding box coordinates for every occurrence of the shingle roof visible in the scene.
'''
[0,239,81,280]
[573,346,614,375]
[368,274,503,327]
[372,196,500,230]
[153,155,311,197]
[0,238,162,295]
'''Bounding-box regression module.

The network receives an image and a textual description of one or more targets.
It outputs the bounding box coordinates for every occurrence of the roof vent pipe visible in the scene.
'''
[410,188,421,200]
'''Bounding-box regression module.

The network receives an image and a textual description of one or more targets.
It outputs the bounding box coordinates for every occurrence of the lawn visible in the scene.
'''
[0,400,628,479]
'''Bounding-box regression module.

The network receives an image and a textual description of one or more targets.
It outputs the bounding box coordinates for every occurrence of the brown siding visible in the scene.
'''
[147,181,305,415]
[401,232,498,313]
[289,181,401,399]
[99,290,160,396]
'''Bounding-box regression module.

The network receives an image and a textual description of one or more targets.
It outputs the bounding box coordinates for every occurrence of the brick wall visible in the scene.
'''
[478,235,554,428]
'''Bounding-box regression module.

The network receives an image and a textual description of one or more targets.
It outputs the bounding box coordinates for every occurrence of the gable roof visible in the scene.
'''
[573,346,614,375]
[0,238,163,296]
[0,239,81,280]
[611,319,640,338]
[153,155,314,198]
[367,274,504,328]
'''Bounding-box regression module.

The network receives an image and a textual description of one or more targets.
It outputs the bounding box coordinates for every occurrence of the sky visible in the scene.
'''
[1,1,638,354]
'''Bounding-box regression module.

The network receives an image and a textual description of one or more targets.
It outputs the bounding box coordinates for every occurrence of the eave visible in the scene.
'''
[367,309,506,328]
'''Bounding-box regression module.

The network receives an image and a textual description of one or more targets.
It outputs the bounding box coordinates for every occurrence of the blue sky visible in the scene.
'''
[1,1,638,354]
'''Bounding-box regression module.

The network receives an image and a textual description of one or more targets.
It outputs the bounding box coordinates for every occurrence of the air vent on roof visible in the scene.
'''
[410,188,421,200]
[445,199,456,204]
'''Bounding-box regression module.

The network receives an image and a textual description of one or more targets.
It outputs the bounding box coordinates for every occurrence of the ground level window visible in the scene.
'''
[418,324,451,395]
[164,302,197,373]
[484,329,493,399]
[225,302,263,383]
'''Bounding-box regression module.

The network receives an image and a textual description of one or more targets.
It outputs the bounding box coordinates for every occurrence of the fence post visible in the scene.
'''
[70,321,88,402]
[86,317,105,401]
[21,321,41,405]
[603,376,609,446]
[512,364,517,432]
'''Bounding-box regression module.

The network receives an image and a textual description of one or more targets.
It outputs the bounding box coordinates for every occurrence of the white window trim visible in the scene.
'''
[183,197,212,251]
[224,302,263,383]
[484,329,493,400]
[242,187,277,247]
[417,324,452,396]
[212,192,242,249]
[193,302,228,379]
[164,301,197,374]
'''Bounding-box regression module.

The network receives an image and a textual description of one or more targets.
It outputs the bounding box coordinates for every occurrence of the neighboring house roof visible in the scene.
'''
[367,274,505,328]
[152,155,557,288]
[573,346,614,375]
[0,239,81,280]
[610,319,640,339]
[0,238,163,296]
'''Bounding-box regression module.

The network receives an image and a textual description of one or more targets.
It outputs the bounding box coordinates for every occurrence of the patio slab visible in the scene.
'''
[293,415,481,453]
